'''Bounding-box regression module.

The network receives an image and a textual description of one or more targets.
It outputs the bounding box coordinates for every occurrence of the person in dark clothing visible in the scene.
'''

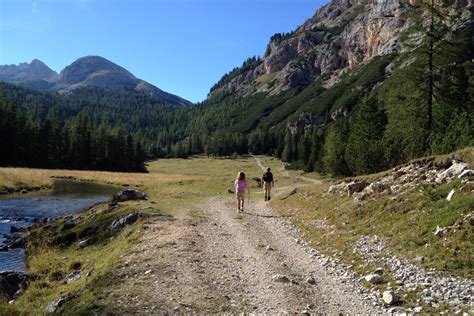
[261,168,274,201]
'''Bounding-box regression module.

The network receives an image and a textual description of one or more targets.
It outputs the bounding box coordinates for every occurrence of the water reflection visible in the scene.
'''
[0,179,119,272]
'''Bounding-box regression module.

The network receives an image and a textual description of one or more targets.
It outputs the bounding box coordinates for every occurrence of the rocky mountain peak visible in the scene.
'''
[0,59,58,82]
[59,55,135,85]
[0,56,192,107]
[209,0,470,97]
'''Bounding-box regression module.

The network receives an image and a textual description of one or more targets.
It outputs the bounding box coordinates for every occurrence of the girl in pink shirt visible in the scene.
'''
[235,171,250,212]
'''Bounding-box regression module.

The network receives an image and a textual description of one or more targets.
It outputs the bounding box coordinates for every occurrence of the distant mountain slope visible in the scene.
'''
[0,59,58,82]
[0,56,192,107]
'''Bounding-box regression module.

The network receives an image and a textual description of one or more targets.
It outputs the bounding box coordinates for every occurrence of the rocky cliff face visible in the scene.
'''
[210,0,471,97]
[0,56,192,107]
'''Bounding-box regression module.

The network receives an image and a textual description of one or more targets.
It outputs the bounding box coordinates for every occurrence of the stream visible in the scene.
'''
[0,179,119,272]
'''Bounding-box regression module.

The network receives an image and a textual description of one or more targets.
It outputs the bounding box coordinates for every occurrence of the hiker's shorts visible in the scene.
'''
[236,191,245,199]
[263,182,272,191]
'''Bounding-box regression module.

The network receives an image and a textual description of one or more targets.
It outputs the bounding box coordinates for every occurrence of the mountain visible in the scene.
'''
[191,0,473,176]
[210,0,471,97]
[0,59,58,83]
[0,56,192,107]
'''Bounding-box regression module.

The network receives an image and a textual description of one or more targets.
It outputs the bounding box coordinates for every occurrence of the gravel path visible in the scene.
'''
[109,196,382,314]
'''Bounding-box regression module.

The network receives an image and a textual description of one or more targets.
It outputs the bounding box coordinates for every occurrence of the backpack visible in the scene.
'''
[262,171,273,182]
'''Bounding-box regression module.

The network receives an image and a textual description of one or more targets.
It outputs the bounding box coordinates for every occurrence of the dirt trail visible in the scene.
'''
[254,155,319,184]
[109,194,380,314]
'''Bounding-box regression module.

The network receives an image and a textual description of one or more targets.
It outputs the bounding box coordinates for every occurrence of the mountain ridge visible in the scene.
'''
[0,56,192,107]
[209,0,471,98]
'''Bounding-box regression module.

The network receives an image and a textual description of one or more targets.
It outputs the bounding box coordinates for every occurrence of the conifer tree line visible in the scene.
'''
[0,92,147,172]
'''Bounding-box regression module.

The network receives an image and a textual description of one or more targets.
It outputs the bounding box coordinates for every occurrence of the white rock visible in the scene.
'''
[436,161,468,184]
[413,306,423,313]
[446,189,455,202]
[383,290,400,305]
[434,225,445,236]
[365,274,383,284]
[458,169,474,178]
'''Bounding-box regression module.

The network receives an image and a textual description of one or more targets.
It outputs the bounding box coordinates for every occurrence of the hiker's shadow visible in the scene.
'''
[241,211,279,219]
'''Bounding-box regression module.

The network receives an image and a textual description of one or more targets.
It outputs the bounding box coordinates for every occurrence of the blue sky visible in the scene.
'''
[0,0,326,103]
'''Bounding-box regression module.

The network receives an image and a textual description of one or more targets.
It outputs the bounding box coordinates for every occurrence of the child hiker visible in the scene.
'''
[235,171,250,213]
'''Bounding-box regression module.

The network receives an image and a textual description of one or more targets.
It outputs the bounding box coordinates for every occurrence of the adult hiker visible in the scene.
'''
[262,167,274,201]
[235,171,250,213]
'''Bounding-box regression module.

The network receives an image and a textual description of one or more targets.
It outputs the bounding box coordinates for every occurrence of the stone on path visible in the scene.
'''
[383,290,399,305]
[271,274,291,283]
[305,277,317,285]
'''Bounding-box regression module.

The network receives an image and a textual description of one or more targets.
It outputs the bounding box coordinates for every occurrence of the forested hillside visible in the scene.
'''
[0,0,472,174]
[174,0,474,176]
[0,87,150,171]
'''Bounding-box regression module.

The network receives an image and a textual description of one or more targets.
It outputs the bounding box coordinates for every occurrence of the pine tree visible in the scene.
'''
[282,132,293,162]
[404,0,457,144]
[322,121,350,176]
[345,97,387,175]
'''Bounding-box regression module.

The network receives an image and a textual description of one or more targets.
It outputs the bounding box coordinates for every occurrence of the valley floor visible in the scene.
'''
[1,153,472,314]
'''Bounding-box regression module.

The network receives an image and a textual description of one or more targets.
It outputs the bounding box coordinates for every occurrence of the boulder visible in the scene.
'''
[383,290,400,305]
[458,169,474,178]
[110,213,139,232]
[305,277,317,285]
[10,226,21,234]
[366,181,387,194]
[113,189,147,202]
[364,274,383,284]
[374,267,383,275]
[45,292,74,315]
[347,180,368,196]
[0,272,36,302]
[8,237,24,249]
[435,161,468,184]
[65,271,82,284]
[271,274,291,283]
[328,182,347,195]
[353,192,368,205]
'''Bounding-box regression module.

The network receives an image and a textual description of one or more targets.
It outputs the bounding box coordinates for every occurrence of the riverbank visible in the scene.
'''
[0,180,119,273]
